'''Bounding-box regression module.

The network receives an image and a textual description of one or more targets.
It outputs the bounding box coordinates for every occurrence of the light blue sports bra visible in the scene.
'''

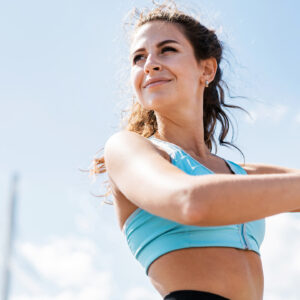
[122,136,266,275]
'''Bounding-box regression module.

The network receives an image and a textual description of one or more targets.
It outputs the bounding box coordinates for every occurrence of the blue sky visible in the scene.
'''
[0,0,300,299]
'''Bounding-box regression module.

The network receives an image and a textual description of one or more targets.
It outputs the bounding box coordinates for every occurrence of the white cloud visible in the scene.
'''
[124,287,161,300]
[244,103,289,124]
[18,237,98,287]
[13,236,113,300]
[12,286,112,300]
[261,213,300,300]
[11,259,44,294]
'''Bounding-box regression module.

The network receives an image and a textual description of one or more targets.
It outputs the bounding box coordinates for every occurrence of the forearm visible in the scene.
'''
[239,163,300,175]
[186,173,300,226]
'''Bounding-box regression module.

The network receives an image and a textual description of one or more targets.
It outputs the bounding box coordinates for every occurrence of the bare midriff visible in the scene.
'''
[147,247,264,300]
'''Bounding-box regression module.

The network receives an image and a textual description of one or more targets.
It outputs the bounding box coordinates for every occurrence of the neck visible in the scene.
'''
[153,114,212,160]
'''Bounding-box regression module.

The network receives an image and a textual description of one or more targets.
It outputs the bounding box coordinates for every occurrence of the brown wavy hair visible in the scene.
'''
[90,1,248,204]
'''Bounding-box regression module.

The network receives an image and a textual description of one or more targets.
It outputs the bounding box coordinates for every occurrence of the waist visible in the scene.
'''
[149,247,264,300]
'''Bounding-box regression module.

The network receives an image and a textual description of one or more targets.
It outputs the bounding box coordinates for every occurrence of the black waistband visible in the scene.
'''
[164,290,230,300]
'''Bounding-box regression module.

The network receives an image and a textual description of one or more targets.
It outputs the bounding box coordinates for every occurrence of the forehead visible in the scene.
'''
[130,21,189,53]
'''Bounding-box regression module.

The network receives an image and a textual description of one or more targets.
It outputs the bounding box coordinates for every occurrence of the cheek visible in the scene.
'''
[178,65,200,90]
[131,69,142,94]
[130,71,135,89]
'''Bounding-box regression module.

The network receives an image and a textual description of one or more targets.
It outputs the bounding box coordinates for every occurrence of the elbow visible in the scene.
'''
[184,199,209,226]
[180,180,210,226]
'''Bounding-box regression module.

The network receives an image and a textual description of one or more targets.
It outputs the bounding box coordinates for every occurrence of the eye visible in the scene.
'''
[161,46,177,53]
[132,46,177,64]
[133,54,145,64]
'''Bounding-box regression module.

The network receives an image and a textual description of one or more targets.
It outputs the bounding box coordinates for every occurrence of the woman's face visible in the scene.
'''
[130,21,204,113]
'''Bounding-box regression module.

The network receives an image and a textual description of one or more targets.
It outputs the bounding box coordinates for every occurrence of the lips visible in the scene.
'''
[143,78,172,88]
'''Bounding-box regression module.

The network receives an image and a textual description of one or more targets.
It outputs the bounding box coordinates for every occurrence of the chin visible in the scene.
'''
[141,95,175,111]
[143,89,177,105]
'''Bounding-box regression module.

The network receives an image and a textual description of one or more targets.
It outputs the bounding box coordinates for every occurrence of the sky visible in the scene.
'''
[0,0,300,299]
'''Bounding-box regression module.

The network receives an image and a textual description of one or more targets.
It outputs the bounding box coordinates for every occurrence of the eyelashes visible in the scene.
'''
[133,54,144,64]
[161,46,177,53]
[133,46,177,64]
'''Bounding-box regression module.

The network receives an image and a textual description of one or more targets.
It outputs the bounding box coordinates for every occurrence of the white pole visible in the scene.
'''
[2,173,19,300]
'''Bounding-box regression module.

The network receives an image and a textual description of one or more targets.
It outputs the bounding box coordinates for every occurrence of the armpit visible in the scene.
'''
[154,145,172,163]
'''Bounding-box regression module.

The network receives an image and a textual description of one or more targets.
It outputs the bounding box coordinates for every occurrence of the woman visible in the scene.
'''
[95,2,300,300]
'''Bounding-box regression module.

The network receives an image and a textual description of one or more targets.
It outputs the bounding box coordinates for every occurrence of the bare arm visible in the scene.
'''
[238,162,300,175]
[186,172,300,226]
[105,131,300,227]
[238,163,300,212]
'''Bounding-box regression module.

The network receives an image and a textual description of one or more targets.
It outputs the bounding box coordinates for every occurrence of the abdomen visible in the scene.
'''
[148,247,264,300]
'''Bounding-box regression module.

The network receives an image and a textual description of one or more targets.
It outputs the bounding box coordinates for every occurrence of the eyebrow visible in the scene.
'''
[131,39,180,56]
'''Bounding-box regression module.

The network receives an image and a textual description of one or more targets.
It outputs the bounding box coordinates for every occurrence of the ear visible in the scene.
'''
[200,57,218,85]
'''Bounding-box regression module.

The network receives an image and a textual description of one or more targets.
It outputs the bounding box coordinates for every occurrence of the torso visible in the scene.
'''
[110,145,264,300]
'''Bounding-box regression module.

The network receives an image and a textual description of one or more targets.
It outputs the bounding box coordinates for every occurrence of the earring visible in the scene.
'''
[205,80,209,88]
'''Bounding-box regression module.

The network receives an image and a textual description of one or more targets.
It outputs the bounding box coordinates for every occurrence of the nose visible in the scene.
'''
[144,54,162,74]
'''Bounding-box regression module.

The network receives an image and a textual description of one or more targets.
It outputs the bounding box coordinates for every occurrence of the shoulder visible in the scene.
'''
[104,130,149,155]
[105,130,142,145]
[104,131,171,163]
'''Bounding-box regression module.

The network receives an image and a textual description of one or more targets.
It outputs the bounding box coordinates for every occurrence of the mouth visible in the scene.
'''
[144,80,172,89]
